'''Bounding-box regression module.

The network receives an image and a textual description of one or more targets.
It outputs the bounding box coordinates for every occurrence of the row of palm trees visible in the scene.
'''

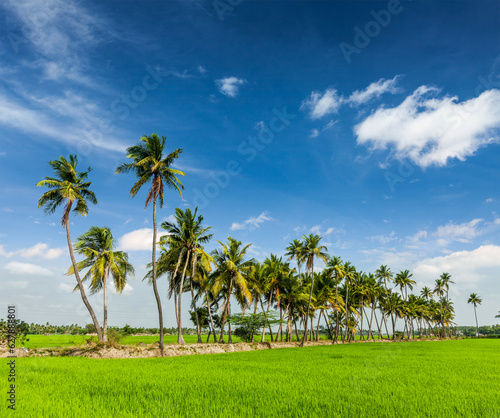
[35,134,478,351]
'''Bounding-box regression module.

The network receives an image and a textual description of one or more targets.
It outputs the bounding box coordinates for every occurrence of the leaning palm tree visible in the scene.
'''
[116,134,185,352]
[467,293,482,338]
[300,234,328,347]
[36,155,102,342]
[68,226,134,342]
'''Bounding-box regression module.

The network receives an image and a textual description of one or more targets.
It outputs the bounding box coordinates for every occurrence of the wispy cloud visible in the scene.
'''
[309,120,336,138]
[301,88,343,119]
[231,212,273,231]
[215,77,246,97]
[4,261,53,276]
[355,86,500,167]
[347,76,402,106]
[0,243,64,259]
[117,228,169,251]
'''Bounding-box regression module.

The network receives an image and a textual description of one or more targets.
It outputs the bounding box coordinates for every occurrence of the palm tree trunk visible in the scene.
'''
[172,251,183,326]
[251,300,258,342]
[344,285,349,343]
[260,298,267,342]
[205,291,217,343]
[300,263,314,347]
[219,277,234,343]
[316,311,322,341]
[262,292,273,342]
[360,297,364,341]
[65,219,103,342]
[190,281,202,344]
[474,305,479,338]
[177,249,191,345]
[152,198,164,353]
[103,265,110,342]
[190,251,202,344]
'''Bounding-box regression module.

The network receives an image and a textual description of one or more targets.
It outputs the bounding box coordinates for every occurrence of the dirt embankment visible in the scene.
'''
[0,338,418,359]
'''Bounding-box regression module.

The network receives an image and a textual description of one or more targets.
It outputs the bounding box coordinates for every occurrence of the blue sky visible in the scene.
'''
[0,0,499,328]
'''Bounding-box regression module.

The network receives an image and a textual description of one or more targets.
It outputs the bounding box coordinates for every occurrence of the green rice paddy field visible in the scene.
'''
[5,339,499,417]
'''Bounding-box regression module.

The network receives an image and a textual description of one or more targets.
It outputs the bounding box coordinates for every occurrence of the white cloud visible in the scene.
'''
[413,245,500,288]
[348,76,401,105]
[434,219,484,243]
[4,261,53,276]
[215,77,246,97]
[6,281,29,289]
[163,215,176,224]
[369,231,398,245]
[355,87,500,168]
[309,225,338,236]
[0,243,64,259]
[58,282,74,293]
[0,245,14,257]
[117,228,169,251]
[309,129,320,138]
[309,120,336,138]
[198,65,207,74]
[486,198,493,203]
[18,243,64,259]
[301,88,343,119]
[231,212,273,231]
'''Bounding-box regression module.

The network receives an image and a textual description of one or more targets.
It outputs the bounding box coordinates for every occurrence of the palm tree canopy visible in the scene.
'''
[36,154,97,225]
[115,134,185,208]
[212,237,254,303]
[68,226,134,294]
[301,234,329,271]
[467,293,482,306]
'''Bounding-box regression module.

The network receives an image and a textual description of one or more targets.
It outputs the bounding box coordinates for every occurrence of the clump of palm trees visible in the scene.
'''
[37,137,477,348]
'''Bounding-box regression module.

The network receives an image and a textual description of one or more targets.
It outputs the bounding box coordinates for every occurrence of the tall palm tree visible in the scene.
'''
[36,155,102,342]
[467,293,482,338]
[375,265,393,339]
[326,256,345,343]
[68,226,134,342]
[285,239,305,280]
[160,207,213,344]
[116,134,185,352]
[434,277,447,338]
[300,234,328,347]
[212,237,254,343]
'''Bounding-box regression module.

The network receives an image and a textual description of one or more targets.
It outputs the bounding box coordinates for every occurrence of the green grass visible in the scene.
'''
[7,339,499,417]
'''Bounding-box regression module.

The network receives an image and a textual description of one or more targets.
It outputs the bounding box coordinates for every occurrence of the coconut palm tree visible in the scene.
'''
[434,277,447,338]
[375,265,393,339]
[300,234,329,347]
[160,207,213,344]
[467,293,482,338]
[212,237,254,343]
[116,134,185,352]
[285,239,305,280]
[36,155,102,342]
[326,256,345,342]
[68,226,134,342]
